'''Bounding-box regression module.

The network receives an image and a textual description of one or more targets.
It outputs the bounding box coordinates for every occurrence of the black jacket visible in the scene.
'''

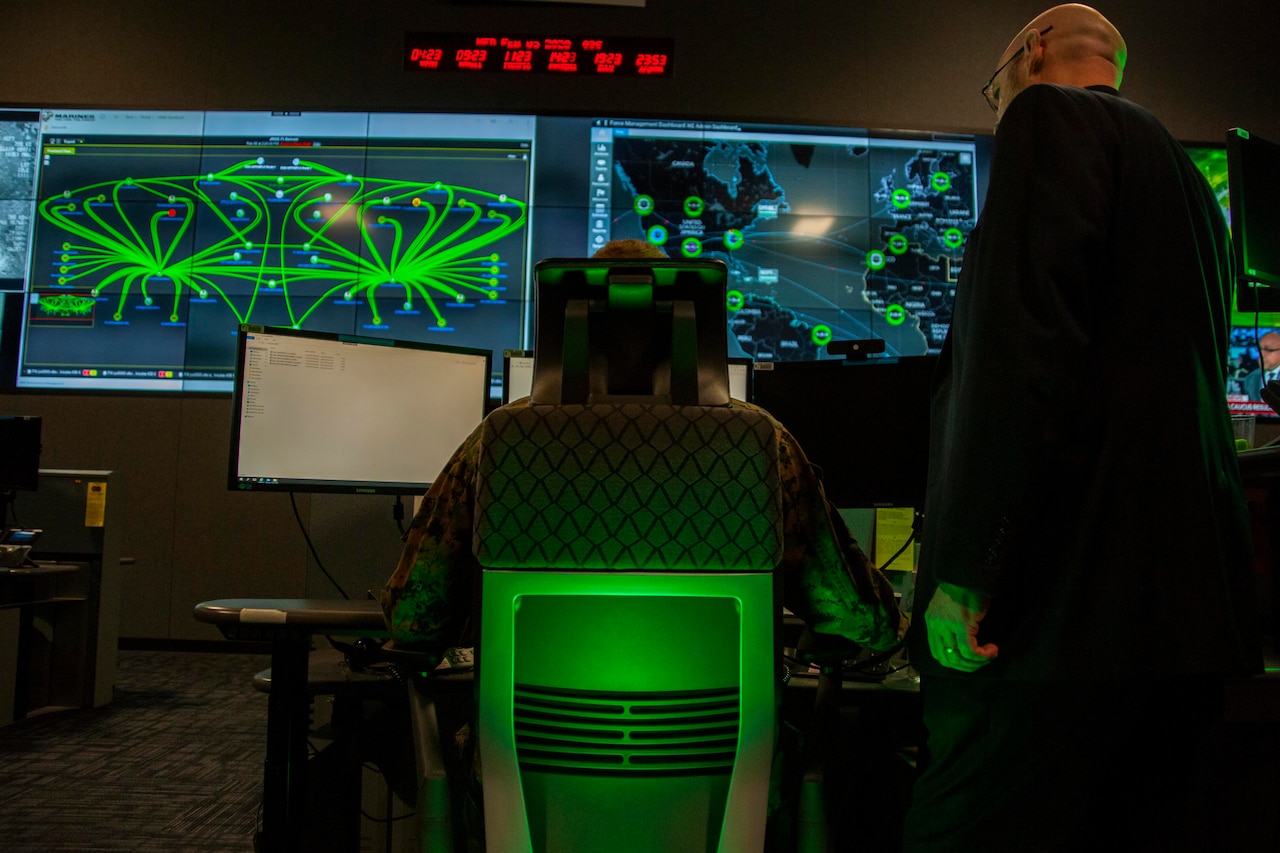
[910,84,1260,680]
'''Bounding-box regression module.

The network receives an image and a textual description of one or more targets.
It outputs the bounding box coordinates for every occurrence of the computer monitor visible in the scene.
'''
[751,356,935,508]
[227,325,490,494]
[0,415,41,524]
[1227,128,1280,291]
[504,349,749,404]
[503,349,535,404]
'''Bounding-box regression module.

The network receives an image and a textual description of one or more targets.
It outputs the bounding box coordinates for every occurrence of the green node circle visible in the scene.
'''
[811,325,833,346]
[683,196,705,218]
[888,235,909,255]
[647,226,668,245]
[885,304,907,326]
[490,253,500,262]
[944,228,964,248]
[724,230,744,250]
[437,318,447,327]
[892,189,912,209]
[726,289,745,311]
[455,294,465,303]
[931,172,952,192]
[488,291,497,299]
[867,250,887,270]
[635,195,654,216]
[681,238,702,258]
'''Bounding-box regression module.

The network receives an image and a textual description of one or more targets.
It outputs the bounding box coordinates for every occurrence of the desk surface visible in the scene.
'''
[194,598,385,631]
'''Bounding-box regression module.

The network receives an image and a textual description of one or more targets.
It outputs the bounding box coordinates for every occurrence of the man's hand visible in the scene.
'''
[924,581,999,672]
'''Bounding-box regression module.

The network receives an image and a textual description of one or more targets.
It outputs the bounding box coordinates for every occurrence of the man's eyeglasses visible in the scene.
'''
[982,25,1052,113]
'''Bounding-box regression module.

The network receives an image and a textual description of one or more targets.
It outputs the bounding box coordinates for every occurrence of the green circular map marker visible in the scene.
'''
[634,195,654,216]
[726,290,745,311]
[647,225,668,245]
[867,250,887,270]
[888,234,909,255]
[724,229,744,250]
[680,237,702,258]
[683,196,704,218]
[892,188,912,209]
[812,325,833,347]
[944,228,964,249]
[931,172,952,192]
[886,304,907,326]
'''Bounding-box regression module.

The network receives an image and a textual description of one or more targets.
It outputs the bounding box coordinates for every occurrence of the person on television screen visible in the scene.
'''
[1242,330,1280,401]
[903,5,1260,851]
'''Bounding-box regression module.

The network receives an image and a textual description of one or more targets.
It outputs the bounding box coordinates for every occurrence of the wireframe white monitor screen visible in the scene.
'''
[228,325,491,494]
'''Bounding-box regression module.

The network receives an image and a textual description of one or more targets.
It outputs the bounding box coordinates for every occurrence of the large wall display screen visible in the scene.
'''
[1,107,985,394]
[586,119,980,361]
[9,109,534,393]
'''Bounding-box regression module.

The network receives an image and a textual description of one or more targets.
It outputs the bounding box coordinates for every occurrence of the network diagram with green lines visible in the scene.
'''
[23,148,531,382]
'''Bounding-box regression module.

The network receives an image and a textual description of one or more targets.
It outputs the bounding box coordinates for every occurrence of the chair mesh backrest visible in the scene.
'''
[473,402,783,572]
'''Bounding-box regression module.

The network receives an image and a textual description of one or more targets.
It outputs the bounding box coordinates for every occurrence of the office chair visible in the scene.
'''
[468,258,786,852]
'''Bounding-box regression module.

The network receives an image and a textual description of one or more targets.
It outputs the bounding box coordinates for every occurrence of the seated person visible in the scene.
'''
[382,238,901,659]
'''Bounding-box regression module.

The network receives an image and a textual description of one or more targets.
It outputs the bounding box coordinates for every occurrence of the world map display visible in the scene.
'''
[602,128,979,361]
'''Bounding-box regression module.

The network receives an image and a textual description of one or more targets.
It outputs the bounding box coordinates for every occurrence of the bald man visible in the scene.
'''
[904,5,1259,851]
[1242,330,1280,401]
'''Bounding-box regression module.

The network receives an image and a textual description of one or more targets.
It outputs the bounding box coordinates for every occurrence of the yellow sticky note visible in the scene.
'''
[84,481,107,528]
[874,507,916,571]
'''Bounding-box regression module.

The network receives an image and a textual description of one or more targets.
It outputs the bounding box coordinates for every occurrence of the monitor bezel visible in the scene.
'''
[226,324,492,495]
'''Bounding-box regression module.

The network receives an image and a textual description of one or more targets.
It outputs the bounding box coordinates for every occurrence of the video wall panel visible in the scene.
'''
[1,107,985,396]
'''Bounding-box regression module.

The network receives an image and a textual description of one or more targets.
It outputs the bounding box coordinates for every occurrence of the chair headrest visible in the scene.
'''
[529,258,730,406]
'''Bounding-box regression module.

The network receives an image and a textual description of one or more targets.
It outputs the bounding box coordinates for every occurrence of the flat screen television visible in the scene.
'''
[4,106,986,400]
[752,356,935,508]
[11,109,533,394]
[227,325,490,494]
[1227,128,1280,291]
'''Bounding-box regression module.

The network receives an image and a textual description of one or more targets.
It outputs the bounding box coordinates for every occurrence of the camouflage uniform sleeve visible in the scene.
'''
[774,421,901,651]
[380,423,483,655]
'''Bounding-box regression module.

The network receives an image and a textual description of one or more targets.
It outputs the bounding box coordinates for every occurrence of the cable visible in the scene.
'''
[289,492,350,599]
[393,495,406,537]
[877,530,915,572]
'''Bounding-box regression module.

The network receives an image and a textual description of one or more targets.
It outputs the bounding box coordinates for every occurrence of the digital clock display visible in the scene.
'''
[404,33,673,76]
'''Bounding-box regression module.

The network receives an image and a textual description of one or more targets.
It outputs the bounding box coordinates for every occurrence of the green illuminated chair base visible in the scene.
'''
[478,569,777,853]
